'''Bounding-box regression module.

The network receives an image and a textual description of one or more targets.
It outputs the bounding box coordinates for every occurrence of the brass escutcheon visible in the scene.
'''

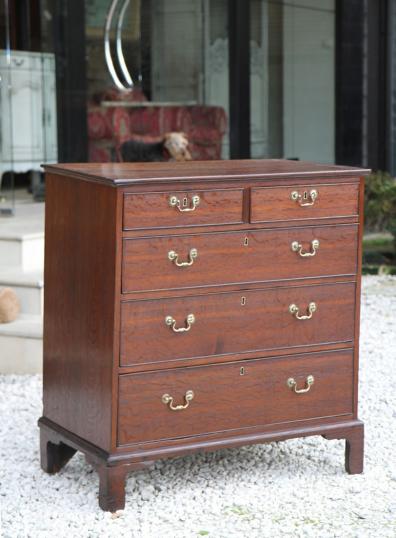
[169,194,200,212]
[290,189,318,206]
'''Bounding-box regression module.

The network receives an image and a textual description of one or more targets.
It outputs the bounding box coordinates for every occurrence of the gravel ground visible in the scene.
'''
[1,275,395,538]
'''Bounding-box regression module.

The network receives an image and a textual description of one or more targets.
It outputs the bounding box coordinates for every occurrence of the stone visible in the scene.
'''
[0,287,20,323]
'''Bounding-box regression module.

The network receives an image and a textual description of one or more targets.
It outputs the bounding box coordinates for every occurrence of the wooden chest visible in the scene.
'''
[39,160,369,511]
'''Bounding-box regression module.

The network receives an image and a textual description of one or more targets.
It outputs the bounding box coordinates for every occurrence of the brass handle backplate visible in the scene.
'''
[290,189,318,206]
[169,194,200,212]
[287,375,314,394]
[291,239,320,257]
[289,302,317,320]
[162,390,194,411]
[165,313,195,332]
[168,248,198,267]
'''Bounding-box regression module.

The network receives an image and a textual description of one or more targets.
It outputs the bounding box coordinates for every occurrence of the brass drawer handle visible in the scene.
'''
[289,302,317,320]
[165,313,195,332]
[168,248,198,267]
[291,239,320,257]
[162,389,194,411]
[287,375,314,394]
[290,189,318,206]
[169,194,200,212]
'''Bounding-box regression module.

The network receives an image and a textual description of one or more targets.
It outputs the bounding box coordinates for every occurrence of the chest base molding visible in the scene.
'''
[38,416,364,512]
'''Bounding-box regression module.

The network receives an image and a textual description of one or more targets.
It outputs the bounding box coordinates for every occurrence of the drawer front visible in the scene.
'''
[122,224,358,293]
[251,183,359,223]
[123,189,244,230]
[120,282,355,366]
[118,350,353,445]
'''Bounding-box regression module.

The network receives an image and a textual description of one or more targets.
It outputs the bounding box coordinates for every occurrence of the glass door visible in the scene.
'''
[0,0,15,214]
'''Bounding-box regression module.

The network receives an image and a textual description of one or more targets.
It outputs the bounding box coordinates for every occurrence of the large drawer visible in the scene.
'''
[122,224,358,293]
[250,183,359,223]
[123,189,244,230]
[120,282,355,367]
[117,350,353,445]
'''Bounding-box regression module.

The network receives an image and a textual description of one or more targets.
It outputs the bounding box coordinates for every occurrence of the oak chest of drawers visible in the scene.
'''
[39,160,370,511]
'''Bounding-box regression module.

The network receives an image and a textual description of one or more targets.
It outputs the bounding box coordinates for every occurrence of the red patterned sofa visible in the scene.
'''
[88,89,227,162]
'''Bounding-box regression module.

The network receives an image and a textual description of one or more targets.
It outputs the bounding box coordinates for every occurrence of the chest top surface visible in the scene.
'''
[43,159,370,186]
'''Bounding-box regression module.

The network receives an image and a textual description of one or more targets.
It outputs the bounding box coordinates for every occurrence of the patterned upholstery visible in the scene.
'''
[87,89,227,162]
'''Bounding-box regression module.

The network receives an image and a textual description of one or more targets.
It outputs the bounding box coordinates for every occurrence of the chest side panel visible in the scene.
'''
[43,173,119,451]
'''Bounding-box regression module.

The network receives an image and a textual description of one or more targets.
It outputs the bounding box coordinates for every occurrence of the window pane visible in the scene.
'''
[252,0,335,162]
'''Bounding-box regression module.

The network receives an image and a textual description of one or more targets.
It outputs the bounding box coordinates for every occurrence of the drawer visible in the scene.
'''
[123,189,244,230]
[250,183,359,223]
[120,282,355,367]
[122,224,358,293]
[118,350,353,445]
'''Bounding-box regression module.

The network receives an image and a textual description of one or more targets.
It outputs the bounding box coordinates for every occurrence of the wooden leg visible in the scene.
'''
[98,464,128,512]
[345,423,364,474]
[40,428,76,474]
[323,422,364,475]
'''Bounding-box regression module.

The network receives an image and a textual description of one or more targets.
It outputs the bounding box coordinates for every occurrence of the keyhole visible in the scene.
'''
[182,197,188,207]
[244,237,249,247]
[241,296,246,306]
[303,191,308,200]
[240,367,245,376]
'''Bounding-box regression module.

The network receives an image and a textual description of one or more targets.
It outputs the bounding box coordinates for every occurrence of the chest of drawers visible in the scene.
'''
[39,160,369,511]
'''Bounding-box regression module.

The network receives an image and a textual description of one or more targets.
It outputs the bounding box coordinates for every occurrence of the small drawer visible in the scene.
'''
[250,183,359,224]
[122,224,358,293]
[120,282,355,367]
[123,189,244,230]
[117,350,353,445]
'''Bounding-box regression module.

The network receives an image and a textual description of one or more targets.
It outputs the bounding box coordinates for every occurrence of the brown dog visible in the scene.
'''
[163,132,192,161]
[120,132,192,162]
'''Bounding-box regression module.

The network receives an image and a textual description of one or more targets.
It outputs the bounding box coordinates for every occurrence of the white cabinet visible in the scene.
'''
[0,50,58,180]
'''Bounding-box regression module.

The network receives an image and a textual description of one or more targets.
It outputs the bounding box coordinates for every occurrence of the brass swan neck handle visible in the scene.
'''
[165,314,196,333]
[162,390,194,411]
[291,239,320,257]
[289,302,317,320]
[287,375,315,394]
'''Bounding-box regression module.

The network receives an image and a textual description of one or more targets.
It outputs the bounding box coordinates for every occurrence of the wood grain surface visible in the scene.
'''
[251,183,359,223]
[123,189,244,229]
[118,350,353,445]
[120,282,356,366]
[42,173,119,451]
[122,224,358,293]
[43,159,370,186]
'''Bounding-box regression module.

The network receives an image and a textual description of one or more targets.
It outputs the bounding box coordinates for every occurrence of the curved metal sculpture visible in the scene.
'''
[116,0,134,87]
[104,0,134,90]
